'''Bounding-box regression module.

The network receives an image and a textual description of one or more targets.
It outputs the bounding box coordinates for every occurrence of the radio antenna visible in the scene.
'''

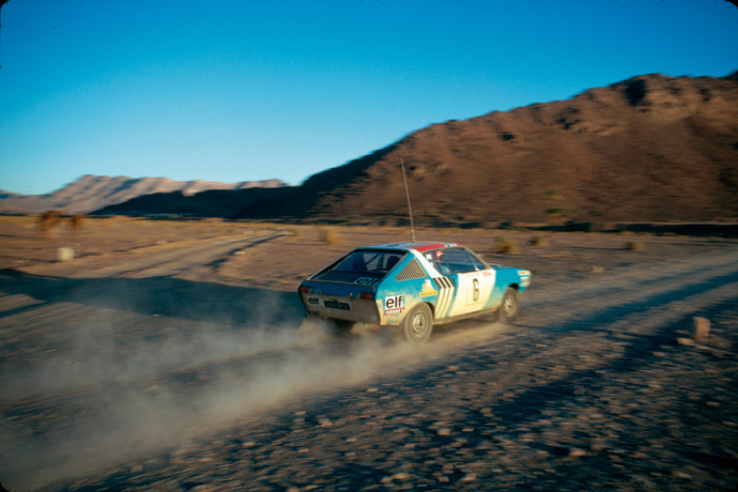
[400,158,416,243]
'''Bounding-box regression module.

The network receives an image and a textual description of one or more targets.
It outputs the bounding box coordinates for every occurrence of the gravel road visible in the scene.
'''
[0,233,736,491]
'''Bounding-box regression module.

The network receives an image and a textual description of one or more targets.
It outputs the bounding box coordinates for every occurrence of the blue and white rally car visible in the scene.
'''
[298,242,531,343]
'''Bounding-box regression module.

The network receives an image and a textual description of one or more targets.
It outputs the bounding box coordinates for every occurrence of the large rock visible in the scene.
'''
[691,317,710,339]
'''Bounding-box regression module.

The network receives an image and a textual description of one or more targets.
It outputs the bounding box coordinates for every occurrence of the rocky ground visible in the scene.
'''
[0,217,736,491]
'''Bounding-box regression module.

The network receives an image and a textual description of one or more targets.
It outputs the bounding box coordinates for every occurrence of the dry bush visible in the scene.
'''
[71,212,85,235]
[529,235,548,247]
[285,227,301,242]
[623,241,644,251]
[494,236,519,254]
[321,229,342,246]
[38,210,63,237]
[546,207,565,226]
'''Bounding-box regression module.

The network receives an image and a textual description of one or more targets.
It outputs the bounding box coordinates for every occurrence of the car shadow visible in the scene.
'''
[0,268,306,329]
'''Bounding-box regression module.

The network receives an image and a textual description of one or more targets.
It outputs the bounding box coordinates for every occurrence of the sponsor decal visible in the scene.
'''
[324,299,351,311]
[355,277,380,286]
[384,295,405,316]
[307,296,320,306]
[420,279,438,297]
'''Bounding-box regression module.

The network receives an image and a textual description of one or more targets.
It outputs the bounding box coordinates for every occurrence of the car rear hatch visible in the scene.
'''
[298,249,407,324]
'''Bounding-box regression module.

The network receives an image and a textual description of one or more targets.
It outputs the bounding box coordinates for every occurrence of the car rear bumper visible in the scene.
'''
[300,292,381,324]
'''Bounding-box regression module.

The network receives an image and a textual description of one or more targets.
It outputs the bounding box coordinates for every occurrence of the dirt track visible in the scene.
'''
[0,222,737,491]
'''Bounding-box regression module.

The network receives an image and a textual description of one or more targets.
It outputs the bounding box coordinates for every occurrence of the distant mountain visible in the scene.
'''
[91,187,292,218]
[0,190,25,200]
[0,175,288,214]
[231,72,738,223]
[14,72,737,223]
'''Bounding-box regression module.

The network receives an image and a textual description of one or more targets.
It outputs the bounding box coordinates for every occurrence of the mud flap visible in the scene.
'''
[377,325,394,346]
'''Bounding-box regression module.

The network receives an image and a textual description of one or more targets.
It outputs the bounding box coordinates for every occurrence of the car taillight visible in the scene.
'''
[359,292,375,300]
[299,285,311,294]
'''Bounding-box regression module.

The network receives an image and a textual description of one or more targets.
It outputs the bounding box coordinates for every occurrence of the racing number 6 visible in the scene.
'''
[473,278,480,302]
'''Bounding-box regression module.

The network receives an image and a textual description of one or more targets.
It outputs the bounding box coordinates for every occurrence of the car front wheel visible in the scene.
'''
[497,288,518,324]
[400,303,433,343]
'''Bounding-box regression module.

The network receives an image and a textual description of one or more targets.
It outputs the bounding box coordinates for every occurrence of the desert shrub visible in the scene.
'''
[494,236,519,254]
[623,241,644,251]
[546,207,565,226]
[38,210,63,236]
[545,189,560,201]
[529,235,548,247]
[71,213,85,235]
[321,229,342,246]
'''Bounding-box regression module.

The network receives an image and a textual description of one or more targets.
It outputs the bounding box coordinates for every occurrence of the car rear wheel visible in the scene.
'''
[325,318,355,336]
[400,303,433,343]
[497,288,518,324]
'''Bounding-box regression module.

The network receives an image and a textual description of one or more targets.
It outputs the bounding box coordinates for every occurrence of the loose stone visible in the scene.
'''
[692,317,710,339]
[568,448,587,458]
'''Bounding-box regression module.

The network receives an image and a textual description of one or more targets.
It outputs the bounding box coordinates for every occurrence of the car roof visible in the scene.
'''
[355,241,463,253]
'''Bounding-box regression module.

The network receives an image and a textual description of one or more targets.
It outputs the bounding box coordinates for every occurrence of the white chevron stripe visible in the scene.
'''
[434,277,455,318]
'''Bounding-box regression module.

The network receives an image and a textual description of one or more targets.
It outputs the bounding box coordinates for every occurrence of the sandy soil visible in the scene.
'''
[0,217,736,491]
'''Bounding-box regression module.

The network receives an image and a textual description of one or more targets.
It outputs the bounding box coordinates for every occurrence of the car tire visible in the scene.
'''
[325,318,355,336]
[497,287,518,324]
[400,303,433,343]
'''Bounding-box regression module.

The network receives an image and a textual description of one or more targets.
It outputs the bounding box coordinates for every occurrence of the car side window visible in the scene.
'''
[425,248,478,274]
[468,252,487,271]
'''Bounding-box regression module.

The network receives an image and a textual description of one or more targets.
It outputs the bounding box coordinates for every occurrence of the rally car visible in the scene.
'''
[297,242,531,343]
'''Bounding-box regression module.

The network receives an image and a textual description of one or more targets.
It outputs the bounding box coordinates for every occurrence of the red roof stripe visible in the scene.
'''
[410,243,455,252]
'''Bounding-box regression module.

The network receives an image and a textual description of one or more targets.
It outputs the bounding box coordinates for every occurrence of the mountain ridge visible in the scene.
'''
[0,175,288,214]
[7,71,738,223]
[233,71,738,223]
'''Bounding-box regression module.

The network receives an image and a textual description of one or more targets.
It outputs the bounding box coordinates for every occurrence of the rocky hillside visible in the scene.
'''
[0,175,288,214]
[235,72,738,224]
[15,72,735,223]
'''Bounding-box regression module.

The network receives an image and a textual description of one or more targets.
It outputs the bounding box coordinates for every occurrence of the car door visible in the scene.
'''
[435,248,495,316]
[464,249,497,312]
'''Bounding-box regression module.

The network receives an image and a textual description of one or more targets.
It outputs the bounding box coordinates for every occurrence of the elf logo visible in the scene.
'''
[384,295,404,316]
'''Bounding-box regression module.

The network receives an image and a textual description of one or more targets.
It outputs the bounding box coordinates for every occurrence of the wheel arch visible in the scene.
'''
[425,300,436,319]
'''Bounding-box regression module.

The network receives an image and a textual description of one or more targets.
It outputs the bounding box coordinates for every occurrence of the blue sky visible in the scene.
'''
[1,0,736,195]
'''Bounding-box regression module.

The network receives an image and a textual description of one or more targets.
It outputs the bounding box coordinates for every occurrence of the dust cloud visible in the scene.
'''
[0,287,427,491]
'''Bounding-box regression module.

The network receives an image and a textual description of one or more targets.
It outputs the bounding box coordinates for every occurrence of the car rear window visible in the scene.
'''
[314,250,406,285]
